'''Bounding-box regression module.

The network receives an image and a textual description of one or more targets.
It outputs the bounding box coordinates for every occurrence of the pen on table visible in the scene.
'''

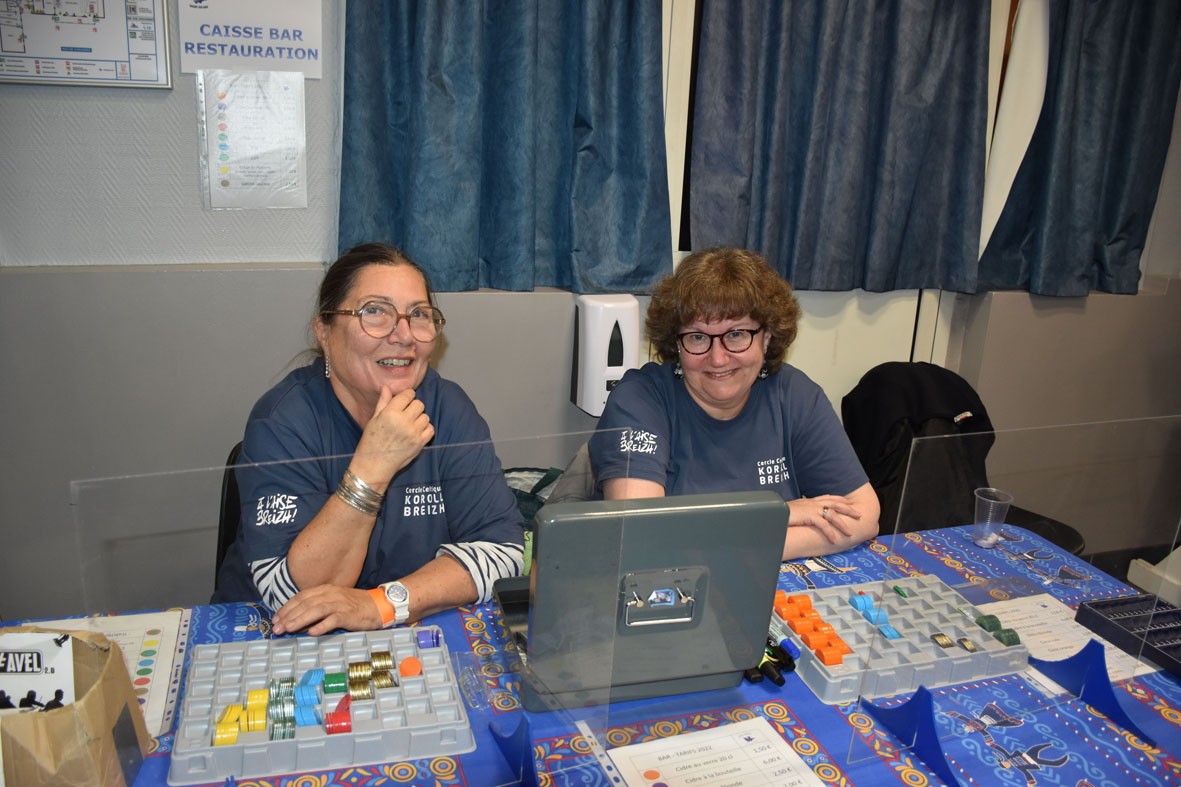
[769,619,800,657]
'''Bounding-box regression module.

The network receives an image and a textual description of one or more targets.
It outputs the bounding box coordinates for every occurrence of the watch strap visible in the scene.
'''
[385,581,411,625]
[367,586,396,628]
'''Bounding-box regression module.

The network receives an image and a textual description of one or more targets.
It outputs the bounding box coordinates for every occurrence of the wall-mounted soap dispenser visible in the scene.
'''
[571,294,640,417]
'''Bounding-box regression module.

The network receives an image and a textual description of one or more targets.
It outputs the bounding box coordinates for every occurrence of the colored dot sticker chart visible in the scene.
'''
[606,717,824,787]
[196,68,308,210]
[26,608,188,738]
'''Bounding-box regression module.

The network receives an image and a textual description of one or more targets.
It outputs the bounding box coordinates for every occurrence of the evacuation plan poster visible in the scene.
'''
[0,0,170,87]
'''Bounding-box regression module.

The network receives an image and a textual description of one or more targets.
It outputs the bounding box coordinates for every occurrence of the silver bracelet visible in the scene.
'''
[335,469,384,516]
[345,469,383,504]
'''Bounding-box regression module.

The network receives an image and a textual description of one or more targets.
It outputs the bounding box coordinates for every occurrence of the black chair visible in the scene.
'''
[841,362,1086,555]
[214,441,243,590]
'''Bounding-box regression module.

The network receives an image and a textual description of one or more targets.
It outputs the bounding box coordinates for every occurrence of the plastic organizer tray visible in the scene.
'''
[772,575,1030,704]
[167,626,474,785]
[1074,593,1181,679]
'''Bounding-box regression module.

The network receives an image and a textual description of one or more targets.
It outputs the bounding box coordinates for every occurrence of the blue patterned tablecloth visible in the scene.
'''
[134,526,1181,786]
[505,526,1181,787]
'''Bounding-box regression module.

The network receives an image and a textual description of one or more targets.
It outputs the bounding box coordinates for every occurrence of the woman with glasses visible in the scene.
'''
[588,247,879,559]
[213,243,524,634]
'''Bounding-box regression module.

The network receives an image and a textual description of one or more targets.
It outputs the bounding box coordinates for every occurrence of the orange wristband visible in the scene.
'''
[367,587,395,627]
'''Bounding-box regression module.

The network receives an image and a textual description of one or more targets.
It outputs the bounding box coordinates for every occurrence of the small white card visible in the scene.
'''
[0,632,76,713]
[607,717,824,786]
[976,594,1149,685]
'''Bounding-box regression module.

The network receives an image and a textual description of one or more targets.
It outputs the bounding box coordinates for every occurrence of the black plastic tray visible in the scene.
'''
[1074,593,1181,679]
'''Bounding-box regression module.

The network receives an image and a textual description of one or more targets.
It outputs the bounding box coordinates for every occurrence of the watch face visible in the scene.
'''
[385,583,408,604]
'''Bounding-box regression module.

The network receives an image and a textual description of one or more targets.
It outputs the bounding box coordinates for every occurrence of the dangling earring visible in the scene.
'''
[758,363,769,380]
[324,356,332,379]
[673,361,683,379]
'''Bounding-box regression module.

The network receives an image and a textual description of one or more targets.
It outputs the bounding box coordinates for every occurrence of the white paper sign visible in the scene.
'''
[607,717,825,787]
[178,0,322,79]
[0,632,76,714]
[976,594,1149,685]
[198,70,308,210]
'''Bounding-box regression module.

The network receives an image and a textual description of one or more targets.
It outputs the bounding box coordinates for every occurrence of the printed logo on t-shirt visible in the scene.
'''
[256,494,299,525]
[404,484,445,517]
[620,429,659,455]
[756,457,790,485]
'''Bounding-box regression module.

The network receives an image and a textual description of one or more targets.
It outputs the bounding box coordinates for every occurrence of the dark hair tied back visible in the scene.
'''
[317,243,436,317]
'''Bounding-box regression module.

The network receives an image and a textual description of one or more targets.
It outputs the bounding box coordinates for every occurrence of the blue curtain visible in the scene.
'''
[688,1,990,292]
[979,1,1181,296]
[337,1,672,293]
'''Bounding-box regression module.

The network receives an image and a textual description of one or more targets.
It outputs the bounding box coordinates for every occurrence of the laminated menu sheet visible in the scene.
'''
[606,717,824,786]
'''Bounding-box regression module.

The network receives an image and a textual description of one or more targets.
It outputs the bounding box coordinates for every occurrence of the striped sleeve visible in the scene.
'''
[250,556,300,612]
[437,541,525,603]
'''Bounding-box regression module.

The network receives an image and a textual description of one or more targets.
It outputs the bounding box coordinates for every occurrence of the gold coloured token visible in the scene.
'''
[348,661,374,682]
[348,677,374,701]
[930,632,955,648]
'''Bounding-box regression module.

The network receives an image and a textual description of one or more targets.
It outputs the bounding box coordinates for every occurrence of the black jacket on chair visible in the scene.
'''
[842,361,993,534]
[841,362,1084,554]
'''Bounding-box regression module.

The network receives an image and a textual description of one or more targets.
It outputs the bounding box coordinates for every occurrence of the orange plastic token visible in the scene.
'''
[399,656,423,678]
[787,594,812,611]
[816,646,844,666]
[800,630,831,649]
[788,617,816,635]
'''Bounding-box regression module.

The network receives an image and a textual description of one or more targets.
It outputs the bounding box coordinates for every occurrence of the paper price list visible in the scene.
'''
[607,717,824,787]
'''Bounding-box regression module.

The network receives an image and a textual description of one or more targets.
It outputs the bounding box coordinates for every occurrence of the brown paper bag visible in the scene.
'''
[0,626,151,787]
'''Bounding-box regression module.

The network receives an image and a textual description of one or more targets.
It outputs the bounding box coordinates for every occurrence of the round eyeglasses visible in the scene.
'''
[321,301,446,342]
[676,326,764,355]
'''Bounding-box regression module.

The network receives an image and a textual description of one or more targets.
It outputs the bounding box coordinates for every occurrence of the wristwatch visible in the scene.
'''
[367,581,411,627]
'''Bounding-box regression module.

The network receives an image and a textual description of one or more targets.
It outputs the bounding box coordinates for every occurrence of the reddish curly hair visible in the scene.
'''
[646,247,800,375]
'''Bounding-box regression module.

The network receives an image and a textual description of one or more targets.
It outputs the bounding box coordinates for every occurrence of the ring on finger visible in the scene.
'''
[821,506,830,518]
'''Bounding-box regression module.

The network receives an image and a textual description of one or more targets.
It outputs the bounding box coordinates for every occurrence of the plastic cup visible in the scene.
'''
[972,487,1013,548]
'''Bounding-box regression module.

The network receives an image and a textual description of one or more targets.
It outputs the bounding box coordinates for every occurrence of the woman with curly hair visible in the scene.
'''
[588,247,878,559]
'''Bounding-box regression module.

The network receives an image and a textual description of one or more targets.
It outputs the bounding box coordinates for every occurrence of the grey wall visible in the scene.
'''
[0,265,322,616]
[951,281,1181,556]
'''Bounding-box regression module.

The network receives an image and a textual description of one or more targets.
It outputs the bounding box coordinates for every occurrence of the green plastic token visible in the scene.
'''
[993,628,1021,647]
[975,614,1001,632]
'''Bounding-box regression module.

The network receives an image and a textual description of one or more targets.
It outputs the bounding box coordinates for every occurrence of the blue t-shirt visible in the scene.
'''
[589,362,867,500]
[213,361,523,604]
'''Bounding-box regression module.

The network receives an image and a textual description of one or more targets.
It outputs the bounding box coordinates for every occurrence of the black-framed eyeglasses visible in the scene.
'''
[677,326,764,355]
[321,300,446,342]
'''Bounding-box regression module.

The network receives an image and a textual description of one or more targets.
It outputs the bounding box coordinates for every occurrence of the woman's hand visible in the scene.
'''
[271,585,382,637]
[273,556,480,636]
[781,484,880,560]
[351,386,435,490]
[787,494,862,544]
